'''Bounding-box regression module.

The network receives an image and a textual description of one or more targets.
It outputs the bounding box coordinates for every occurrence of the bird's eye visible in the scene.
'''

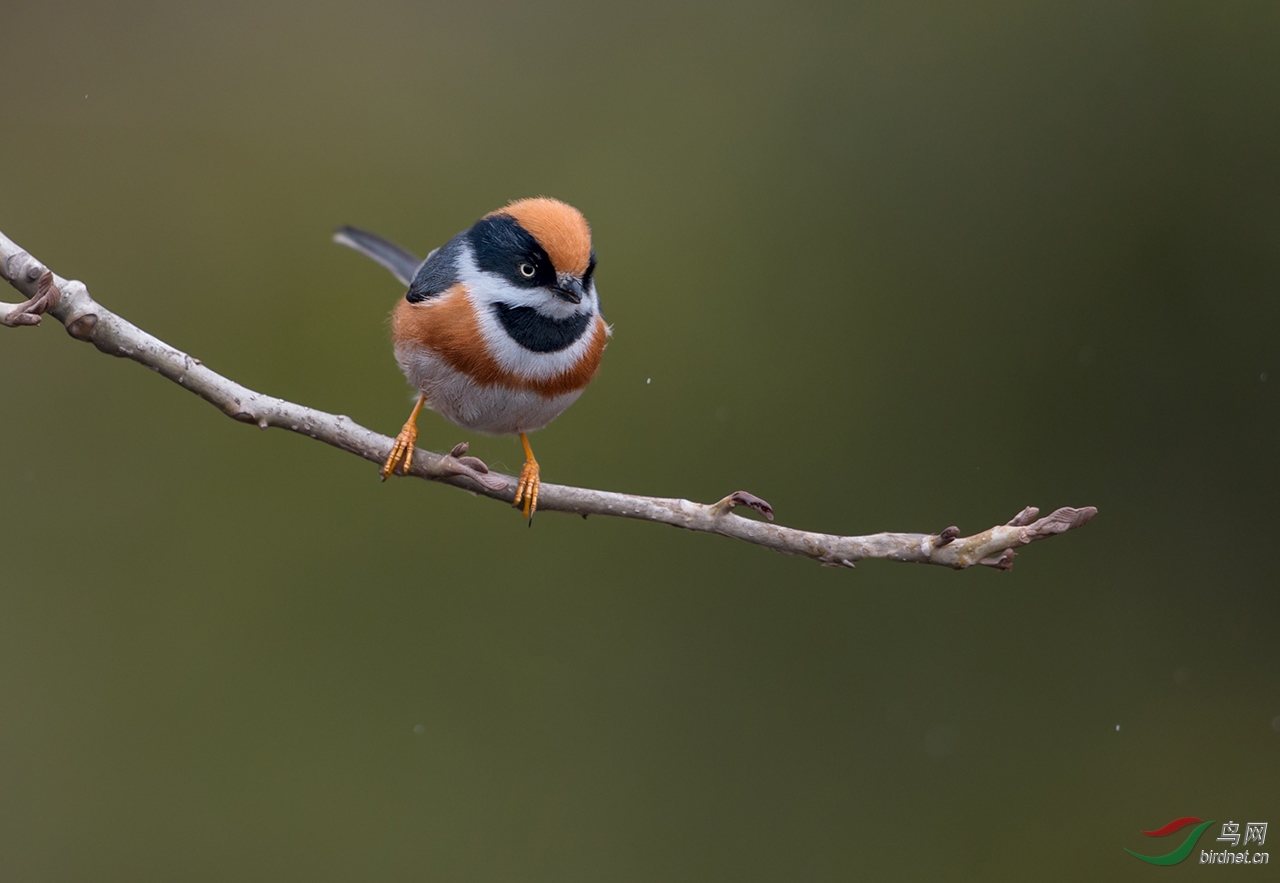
[519,262,536,278]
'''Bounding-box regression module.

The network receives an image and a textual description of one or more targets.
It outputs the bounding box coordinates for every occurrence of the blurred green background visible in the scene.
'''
[2,0,1277,879]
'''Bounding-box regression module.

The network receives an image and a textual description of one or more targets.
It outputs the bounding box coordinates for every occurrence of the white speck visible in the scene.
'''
[85,94,88,99]
[646,378,651,384]
[412,723,425,735]
[1115,724,1120,731]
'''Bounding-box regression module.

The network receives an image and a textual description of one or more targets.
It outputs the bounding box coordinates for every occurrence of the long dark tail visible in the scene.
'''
[333,226,422,287]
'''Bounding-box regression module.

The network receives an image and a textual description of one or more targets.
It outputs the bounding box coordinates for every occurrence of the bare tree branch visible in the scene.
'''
[1,228,1096,569]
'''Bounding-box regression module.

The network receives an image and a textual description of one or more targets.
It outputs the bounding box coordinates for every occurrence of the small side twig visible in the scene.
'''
[0,270,60,327]
[934,525,961,547]
[709,491,776,522]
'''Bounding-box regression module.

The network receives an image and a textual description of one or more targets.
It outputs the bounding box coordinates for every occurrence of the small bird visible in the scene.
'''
[334,198,609,518]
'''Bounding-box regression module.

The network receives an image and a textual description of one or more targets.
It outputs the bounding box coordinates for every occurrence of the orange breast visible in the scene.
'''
[391,285,608,398]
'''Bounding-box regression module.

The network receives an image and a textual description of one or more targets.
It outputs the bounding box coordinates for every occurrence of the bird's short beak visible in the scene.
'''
[553,275,585,305]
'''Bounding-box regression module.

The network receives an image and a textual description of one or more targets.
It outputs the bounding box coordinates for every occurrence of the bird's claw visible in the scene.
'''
[381,422,418,480]
[513,458,540,520]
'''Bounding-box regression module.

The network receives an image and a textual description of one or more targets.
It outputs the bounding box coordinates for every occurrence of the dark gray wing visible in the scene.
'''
[406,233,465,303]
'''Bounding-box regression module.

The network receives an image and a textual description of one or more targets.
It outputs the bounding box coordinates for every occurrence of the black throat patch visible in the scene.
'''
[493,303,592,353]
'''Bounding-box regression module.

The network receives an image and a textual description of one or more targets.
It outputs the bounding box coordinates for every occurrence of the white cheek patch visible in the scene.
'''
[455,246,601,382]
[454,248,578,317]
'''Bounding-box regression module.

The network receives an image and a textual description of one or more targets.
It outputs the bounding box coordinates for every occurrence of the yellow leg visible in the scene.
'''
[381,394,425,481]
[512,431,541,519]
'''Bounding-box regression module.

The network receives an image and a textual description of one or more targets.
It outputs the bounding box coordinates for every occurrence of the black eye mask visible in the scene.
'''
[467,215,557,289]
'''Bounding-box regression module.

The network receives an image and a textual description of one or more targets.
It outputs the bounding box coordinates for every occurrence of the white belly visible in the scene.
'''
[395,342,584,435]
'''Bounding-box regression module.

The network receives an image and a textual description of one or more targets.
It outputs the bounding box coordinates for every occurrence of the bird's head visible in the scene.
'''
[463,197,598,320]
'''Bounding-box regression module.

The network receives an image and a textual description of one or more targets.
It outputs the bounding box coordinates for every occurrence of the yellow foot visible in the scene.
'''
[513,457,540,520]
[381,421,418,480]
[378,422,419,481]
[382,394,425,480]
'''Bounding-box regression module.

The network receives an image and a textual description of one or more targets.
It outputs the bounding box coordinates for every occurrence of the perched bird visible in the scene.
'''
[334,198,609,518]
